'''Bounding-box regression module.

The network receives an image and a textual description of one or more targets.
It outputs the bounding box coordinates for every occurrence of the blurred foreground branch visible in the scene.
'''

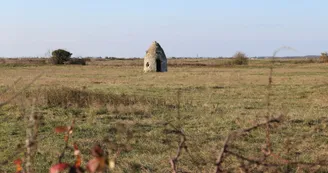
[0,74,42,108]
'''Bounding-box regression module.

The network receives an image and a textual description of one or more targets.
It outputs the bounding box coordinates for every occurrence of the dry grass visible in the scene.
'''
[1,58,328,172]
[0,58,48,66]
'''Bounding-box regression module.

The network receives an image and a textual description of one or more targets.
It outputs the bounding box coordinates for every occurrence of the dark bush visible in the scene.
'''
[51,49,72,65]
[232,51,248,65]
[64,58,87,65]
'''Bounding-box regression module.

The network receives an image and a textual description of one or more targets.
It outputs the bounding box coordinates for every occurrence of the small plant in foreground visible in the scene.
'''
[14,120,108,173]
[50,120,106,173]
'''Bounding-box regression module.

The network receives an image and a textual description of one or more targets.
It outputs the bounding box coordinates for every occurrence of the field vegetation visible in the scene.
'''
[1,57,328,172]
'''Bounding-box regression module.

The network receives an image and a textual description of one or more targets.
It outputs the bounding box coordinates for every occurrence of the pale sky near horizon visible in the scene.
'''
[1,0,327,57]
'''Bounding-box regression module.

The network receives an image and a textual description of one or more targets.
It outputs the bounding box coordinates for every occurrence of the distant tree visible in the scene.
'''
[320,52,328,63]
[51,49,72,65]
[232,51,248,65]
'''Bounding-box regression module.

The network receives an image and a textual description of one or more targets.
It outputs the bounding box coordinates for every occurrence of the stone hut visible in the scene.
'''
[144,41,167,72]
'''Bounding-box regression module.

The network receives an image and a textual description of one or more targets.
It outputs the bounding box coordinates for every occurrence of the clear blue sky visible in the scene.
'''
[1,0,327,57]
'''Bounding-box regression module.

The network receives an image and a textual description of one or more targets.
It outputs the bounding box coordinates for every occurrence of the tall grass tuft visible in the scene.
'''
[24,87,168,108]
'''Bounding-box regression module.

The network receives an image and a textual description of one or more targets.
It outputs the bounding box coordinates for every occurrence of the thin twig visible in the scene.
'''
[25,99,37,173]
[170,129,186,173]
[227,150,328,168]
[238,115,282,134]
[214,115,282,172]
[58,119,75,163]
[266,46,296,114]
[184,145,203,171]
[0,77,22,98]
[259,120,272,163]
[226,150,280,167]
[0,74,42,108]
[215,132,234,173]
[168,123,203,171]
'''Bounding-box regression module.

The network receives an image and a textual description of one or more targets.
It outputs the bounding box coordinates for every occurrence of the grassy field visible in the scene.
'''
[1,58,328,172]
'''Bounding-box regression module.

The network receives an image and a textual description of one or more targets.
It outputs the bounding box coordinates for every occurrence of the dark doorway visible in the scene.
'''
[156,59,161,72]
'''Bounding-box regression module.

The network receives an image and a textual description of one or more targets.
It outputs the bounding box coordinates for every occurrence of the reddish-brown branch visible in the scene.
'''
[226,150,280,167]
[215,115,282,172]
[58,120,75,163]
[238,116,281,134]
[227,149,328,168]
[214,113,328,172]
[170,130,186,173]
[215,133,234,173]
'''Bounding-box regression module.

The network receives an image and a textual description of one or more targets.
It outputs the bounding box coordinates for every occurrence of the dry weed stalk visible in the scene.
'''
[169,129,187,173]
[167,124,202,173]
[0,74,42,173]
[168,89,202,173]
[25,99,39,173]
[56,119,75,163]
[104,122,134,172]
[169,89,186,173]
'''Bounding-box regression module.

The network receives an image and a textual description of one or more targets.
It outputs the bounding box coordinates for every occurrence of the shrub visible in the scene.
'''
[64,58,86,65]
[232,51,248,65]
[51,49,72,65]
[83,57,91,62]
[320,52,328,63]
